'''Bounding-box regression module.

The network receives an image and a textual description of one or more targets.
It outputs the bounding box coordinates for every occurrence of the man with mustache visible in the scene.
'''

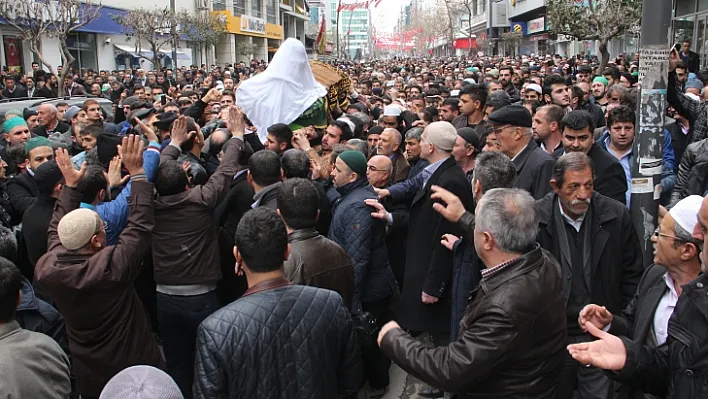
[535,152,644,399]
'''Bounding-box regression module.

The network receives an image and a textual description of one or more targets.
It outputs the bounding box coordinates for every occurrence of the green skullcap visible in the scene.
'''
[592,76,609,86]
[2,116,26,134]
[338,150,368,177]
[25,136,52,155]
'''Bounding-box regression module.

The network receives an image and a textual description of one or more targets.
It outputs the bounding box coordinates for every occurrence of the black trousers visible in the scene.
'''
[555,334,613,399]
[361,297,394,390]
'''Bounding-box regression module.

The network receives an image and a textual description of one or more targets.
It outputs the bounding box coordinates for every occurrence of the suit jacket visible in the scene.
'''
[22,195,56,267]
[536,192,644,316]
[552,144,627,205]
[512,140,554,200]
[391,152,411,183]
[398,157,473,333]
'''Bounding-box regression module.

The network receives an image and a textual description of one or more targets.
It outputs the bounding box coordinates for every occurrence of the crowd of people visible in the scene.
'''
[1,36,708,399]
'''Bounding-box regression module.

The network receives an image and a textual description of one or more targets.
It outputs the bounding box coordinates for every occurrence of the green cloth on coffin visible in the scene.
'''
[289,97,328,131]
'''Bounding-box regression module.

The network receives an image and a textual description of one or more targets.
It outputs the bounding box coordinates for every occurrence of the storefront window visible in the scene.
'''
[3,36,23,74]
[66,32,97,73]
[677,0,697,16]
[674,16,695,44]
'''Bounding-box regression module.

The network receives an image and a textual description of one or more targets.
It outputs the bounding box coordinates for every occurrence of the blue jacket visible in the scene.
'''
[328,178,397,314]
[597,129,676,205]
[80,142,160,246]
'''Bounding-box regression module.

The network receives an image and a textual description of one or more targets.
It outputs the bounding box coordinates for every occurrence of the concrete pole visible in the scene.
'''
[630,0,672,266]
[171,0,178,69]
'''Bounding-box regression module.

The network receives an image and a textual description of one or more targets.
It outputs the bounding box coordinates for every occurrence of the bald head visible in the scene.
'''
[367,155,393,188]
[38,103,58,127]
[377,128,402,156]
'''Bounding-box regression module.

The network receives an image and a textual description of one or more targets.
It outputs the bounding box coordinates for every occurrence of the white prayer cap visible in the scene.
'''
[383,105,402,117]
[669,195,704,234]
[336,117,356,134]
[525,83,543,94]
[463,78,476,85]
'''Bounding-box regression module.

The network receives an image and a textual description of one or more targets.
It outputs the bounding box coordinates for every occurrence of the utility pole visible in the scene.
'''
[170,0,178,69]
[630,0,671,266]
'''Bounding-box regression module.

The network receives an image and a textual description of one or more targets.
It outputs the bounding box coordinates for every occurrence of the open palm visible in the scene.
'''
[567,322,627,371]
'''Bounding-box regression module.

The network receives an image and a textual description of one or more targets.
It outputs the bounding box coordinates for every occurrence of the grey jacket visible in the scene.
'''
[0,321,71,398]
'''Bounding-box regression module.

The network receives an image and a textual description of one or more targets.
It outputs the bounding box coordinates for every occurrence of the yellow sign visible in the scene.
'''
[211,11,284,40]
[512,24,522,33]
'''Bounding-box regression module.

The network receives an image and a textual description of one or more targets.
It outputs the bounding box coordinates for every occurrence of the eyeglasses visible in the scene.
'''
[490,125,513,135]
[653,228,686,242]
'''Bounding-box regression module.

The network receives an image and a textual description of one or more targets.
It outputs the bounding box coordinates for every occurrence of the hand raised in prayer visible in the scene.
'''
[55,147,85,188]
[118,135,145,176]
[107,156,129,187]
[170,116,196,146]
[226,106,245,137]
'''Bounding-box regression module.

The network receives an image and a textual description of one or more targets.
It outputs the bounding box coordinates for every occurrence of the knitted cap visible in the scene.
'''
[686,79,704,91]
[33,160,63,196]
[669,195,703,234]
[338,150,368,176]
[25,136,52,155]
[3,116,26,134]
[425,122,457,152]
[99,365,183,399]
[64,106,82,122]
[58,208,100,250]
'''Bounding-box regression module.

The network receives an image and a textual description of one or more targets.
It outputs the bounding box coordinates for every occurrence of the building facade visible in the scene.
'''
[330,0,370,59]
[0,0,306,74]
[671,0,708,70]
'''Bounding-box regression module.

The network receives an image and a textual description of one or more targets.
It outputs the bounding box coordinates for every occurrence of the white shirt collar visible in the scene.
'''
[558,199,584,232]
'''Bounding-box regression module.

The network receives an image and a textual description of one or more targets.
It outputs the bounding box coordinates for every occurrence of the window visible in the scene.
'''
[480,0,485,13]
[266,0,277,23]
[66,32,97,72]
[213,0,226,10]
[252,0,263,18]
[234,0,246,15]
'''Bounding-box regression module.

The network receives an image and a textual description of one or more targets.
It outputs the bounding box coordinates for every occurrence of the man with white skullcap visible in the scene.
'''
[34,136,163,399]
[100,366,183,399]
[381,105,403,131]
[577,194,704,397]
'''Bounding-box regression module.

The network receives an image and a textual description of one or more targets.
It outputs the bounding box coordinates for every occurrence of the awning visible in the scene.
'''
[158,49,191,61]
[113,44,154,59]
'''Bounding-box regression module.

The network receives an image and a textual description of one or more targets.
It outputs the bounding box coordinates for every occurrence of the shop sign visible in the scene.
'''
[527,16,545,34]
[241,15,266,35]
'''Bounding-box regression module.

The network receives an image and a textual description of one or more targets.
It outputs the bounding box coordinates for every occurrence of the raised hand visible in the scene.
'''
[107,156,129,187]
[170,116,196,146]
[578,304,613,332]
[226,106,245,137]
[117,134,145,176]
[567,322,627,371]
[134,117,159,143]
[55,147,85,188]
[431,185,466,223]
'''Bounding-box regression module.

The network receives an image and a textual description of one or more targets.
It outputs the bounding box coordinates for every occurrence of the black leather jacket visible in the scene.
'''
[380,245,567,398]
[194,283,362,398]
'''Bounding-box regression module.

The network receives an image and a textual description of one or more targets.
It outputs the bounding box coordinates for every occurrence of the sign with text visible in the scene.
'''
[240,15,266,35]
[527,16,545,34]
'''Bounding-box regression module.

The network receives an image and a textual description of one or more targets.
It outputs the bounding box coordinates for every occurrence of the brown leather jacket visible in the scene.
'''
[380,245,566,398]
[284,228,355,309]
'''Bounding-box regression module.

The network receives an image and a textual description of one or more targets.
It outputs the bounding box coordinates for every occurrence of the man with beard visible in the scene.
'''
[591,77,609,111]
[533,105,564,154]
[6,137,54,219]
[438,98,460,123]
[0,117,31,177]
[499,66,520,102]
[263,123,293,155]
[293,119,354,182]
[377,128,410,183]
[452,84,487,130]
[543,74,571,111]
[535,152,643,399]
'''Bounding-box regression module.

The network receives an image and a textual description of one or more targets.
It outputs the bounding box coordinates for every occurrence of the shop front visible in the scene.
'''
[671,0,708,70]
[213,10,284,63]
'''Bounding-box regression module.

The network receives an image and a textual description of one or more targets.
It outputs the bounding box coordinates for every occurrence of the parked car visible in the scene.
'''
[0,96,114,121]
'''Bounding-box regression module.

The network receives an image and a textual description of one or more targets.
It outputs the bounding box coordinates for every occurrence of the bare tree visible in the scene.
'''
[236,42,258,59]
[112,7,183,69]
[547,0,642,71]
[0,0,101,95]
[183,11,227,65]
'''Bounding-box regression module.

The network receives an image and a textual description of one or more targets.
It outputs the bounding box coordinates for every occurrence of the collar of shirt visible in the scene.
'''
[558,198,584,232]
[234,168,248,180]
[80,202,95,210]
[679,121,689,135]
[481,256,520,280]
[654,272,681,345]
[541,141,561,154]
[511,142,530,162]
[422,157,447,186]
[26,168,34,177]
[604,136,632,159]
